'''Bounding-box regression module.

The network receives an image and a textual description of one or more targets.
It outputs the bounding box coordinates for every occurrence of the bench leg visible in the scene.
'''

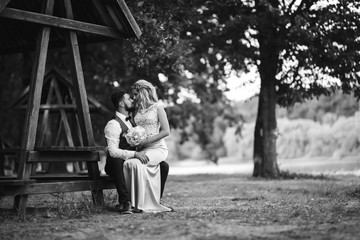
[91,189,104,206]
[14,195,28,216]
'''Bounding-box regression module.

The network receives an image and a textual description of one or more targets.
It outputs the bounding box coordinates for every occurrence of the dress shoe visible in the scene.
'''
[120,201,132,214]
[132,208,143,213]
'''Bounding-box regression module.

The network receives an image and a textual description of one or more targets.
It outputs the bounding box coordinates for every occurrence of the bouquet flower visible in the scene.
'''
[125,126,147,147]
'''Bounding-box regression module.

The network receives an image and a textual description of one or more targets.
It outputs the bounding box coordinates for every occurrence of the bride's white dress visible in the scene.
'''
[123,102,172,212]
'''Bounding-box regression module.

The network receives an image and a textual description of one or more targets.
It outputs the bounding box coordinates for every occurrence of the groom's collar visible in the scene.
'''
[115,111,129,122]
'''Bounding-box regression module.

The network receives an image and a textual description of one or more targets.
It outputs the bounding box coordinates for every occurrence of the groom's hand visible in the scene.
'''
[135,152,149,164]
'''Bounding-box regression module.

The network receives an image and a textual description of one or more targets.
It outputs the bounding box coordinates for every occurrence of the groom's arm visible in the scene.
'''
[104,120,136,160]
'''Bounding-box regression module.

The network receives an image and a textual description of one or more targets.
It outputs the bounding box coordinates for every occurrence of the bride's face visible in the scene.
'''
[132,88,138,98]
[132,89,140,105]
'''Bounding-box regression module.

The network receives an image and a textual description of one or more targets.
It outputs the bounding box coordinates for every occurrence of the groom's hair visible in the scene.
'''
[110,90,127,109]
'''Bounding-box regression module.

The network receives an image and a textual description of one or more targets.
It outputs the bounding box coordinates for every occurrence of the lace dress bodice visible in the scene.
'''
[134,102,167,150]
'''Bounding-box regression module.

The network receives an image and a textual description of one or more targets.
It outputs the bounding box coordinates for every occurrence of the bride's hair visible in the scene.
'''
[132,79,158,110]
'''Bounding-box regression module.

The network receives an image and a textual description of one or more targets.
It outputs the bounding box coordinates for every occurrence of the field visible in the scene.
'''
[1,172,360,240]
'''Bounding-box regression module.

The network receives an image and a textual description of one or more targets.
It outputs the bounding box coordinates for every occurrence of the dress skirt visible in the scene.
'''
[123,142,172,212]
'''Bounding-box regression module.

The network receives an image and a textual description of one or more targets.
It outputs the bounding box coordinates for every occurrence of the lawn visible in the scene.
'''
[1,173,360,240]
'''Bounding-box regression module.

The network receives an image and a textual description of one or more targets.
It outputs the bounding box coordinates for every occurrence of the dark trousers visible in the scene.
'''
[159,161,169,198]
[105,158,129,203]
[105,158,169,203]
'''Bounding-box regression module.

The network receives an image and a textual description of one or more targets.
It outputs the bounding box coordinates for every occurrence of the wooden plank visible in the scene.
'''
[105,4,124,32]
[38,77,55,146]
[1,174,111,181]
[1,179,115,196]
[15,0,55,215]
[64,10,95,146]
[115,0,142,38]
[26,151,100,163]
[63,0,104,206]
[0,0,11,13]
[17,0,54,177]
[0,7,122,39]
[67,89,85,147]
[52,79,84,173]
[14,104,101,110]
[0,179,35,185]
[53,80,75,146]
[33,175,100,181]
[35,146,105,151]
[92,0,116,28]
[27,180,115,194]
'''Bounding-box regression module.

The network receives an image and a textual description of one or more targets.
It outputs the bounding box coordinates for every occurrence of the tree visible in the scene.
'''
[79,0,244,160]
[181,0,360,178]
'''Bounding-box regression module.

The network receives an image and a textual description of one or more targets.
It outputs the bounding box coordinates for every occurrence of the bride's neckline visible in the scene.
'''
[139,103,156,113]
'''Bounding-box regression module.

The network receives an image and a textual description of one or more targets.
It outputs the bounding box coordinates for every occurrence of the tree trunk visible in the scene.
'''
[253,94,263,177]
[259,68,279,178]
[253,0,280,178]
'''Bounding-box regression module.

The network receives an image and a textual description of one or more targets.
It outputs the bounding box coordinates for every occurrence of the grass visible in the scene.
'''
[1,173,360,240]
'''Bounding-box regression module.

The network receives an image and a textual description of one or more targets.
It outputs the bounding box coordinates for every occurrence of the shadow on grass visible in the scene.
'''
[280,170,331,180]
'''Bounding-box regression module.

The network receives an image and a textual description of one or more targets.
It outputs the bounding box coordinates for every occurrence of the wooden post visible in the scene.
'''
[14,0,55,214]
[63,0,104,205]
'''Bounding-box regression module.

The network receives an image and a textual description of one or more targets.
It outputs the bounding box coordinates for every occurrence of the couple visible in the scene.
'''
[104,79,173,214]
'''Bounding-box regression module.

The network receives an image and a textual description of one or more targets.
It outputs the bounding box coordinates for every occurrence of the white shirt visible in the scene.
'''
[104,111,136,160]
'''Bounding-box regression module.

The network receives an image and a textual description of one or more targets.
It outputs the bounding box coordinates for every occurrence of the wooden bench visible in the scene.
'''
[0,176,114,196]
[0,146,116,214]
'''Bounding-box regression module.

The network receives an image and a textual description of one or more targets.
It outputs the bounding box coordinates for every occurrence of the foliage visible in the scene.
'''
[221,114,360,160]
[275,0,360,105]
[177,0,360,177]
[286,90,359,120]
[235,89,359,123]
[1,0,360,169]
[79,0,245,156]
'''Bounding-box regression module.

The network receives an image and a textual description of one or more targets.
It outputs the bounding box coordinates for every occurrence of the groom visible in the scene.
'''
[104,90,169,214]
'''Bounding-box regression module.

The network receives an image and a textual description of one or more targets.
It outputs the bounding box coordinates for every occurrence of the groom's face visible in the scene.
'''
[123,93,135,112]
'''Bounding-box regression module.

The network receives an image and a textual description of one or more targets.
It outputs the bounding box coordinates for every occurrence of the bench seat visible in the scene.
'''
[0,175,114,196]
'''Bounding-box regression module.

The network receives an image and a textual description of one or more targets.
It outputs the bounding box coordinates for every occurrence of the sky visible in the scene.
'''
[224,67,260,102]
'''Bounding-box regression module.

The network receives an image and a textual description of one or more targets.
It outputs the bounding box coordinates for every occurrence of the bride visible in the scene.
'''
[123,79,172,212]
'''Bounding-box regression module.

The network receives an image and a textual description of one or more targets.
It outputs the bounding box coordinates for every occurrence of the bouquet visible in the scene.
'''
[124,126,147,147]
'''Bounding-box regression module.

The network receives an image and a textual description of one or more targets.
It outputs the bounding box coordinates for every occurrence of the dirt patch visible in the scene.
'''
[1,174,360,240]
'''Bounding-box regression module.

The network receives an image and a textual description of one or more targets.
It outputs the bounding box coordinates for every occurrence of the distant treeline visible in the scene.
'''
[234,90,359,123]
[222,115,360,161]
[227,91,359,160]
[167,91,360,161]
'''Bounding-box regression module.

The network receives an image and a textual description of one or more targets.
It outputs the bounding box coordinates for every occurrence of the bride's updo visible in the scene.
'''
[132,79,158,110]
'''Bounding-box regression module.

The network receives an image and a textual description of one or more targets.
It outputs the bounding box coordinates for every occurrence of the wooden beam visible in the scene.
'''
[17,0,54,178]
[63,1,95,147]
[0,7,122,39]
[15,0,55,215]
[37,77,55,146]
[115,0,142,38]
[1,179,115,196]
[53,80,75,146]
[63,0,103,205]
[26,151,100,163]
[105,4,124,32]
[0,0,11,13]
[14,104,100,110]
[92,0,116,29]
